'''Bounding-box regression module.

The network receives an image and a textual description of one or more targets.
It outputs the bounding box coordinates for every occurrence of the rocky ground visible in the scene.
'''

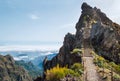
[0,55,32,81]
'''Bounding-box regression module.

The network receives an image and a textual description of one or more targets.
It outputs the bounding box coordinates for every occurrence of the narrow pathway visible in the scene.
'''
[82,48,101,81]
[83,57,99,81]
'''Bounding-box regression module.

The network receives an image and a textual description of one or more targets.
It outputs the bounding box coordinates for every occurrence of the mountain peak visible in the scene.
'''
[81,2,92,10]
[44,2,120,72]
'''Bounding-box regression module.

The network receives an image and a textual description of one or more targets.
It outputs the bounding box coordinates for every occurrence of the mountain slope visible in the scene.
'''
[44,2,120,71]
[0,55,32,81]
[15,60,41,79]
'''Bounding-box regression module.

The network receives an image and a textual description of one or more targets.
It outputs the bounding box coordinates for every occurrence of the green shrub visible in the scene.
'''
[71,63,84,75]
[45,64,80,81]
[115,65,120,74]
[109,62,120,74]
[93,53,120,76]
[90,51,95,55]
[113,74,120,80]
[71,48,83,54]
[94,56,106,68]
[64,69,79,77]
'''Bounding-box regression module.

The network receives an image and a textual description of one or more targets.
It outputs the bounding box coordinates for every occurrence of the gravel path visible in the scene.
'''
[82,48,102,81]
[83,57,99,81]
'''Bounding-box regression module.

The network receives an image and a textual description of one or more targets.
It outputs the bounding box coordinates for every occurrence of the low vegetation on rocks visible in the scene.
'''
[70,63,84,75]
[71,48,83,54]
[45,63,83,81]
[91,51,120,81]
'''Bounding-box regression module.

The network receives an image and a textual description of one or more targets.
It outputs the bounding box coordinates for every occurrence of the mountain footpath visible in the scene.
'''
[82,48,101,81]
[83,57,99,81]
[0,2,120,81]
[42,2,120,81]
[44,2,120,71]
[82,35,101,81]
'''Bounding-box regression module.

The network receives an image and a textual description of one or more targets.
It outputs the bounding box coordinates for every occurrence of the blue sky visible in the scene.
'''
[0,0,120,48]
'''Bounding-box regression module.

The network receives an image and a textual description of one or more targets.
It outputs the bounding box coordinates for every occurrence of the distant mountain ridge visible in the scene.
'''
[15,60,41,79]
[0,50,58,81]
[0,55,32,81]
[0,50,58,62]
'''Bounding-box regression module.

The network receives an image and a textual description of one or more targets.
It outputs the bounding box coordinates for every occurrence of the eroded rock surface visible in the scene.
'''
[44,2,120,71]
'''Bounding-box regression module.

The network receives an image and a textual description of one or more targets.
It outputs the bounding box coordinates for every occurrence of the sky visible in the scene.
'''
[0,0,120,50]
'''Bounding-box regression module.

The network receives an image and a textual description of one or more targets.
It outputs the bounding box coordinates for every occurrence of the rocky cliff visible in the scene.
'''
[44,2,120,71]
[0,55,33,81]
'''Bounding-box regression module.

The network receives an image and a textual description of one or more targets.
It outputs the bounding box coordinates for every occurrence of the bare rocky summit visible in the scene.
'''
[44,2,120,71]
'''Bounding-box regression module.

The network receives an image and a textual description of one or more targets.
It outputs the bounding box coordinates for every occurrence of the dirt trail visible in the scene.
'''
[82,48,102,81]
[83,57,99,81]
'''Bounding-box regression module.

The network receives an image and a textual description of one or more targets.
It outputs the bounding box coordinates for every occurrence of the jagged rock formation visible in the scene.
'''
[0,55,33,81]
[44,33,82,71]
[44,2,120,71]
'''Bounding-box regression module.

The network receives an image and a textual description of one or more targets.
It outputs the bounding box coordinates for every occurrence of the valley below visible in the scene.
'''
[0,2,120,81]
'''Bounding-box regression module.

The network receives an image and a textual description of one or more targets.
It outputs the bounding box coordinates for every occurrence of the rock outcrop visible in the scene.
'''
[75,3,120,63]
[44,33,82,71]
[44,2,120,71]
[0,55,33,81]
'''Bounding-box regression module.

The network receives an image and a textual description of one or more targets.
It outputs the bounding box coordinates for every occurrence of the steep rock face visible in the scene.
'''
[44,2,120,71]
[0,55,33,81]
[77,3,120,63]
[44,33,81,71]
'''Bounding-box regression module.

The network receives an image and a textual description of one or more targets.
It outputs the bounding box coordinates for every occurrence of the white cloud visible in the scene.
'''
[29,14,40,20]
[0,45,60,51]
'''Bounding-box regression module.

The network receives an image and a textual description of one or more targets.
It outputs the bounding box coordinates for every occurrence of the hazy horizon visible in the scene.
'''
[0,44,61,51]
[1,0,120,50]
